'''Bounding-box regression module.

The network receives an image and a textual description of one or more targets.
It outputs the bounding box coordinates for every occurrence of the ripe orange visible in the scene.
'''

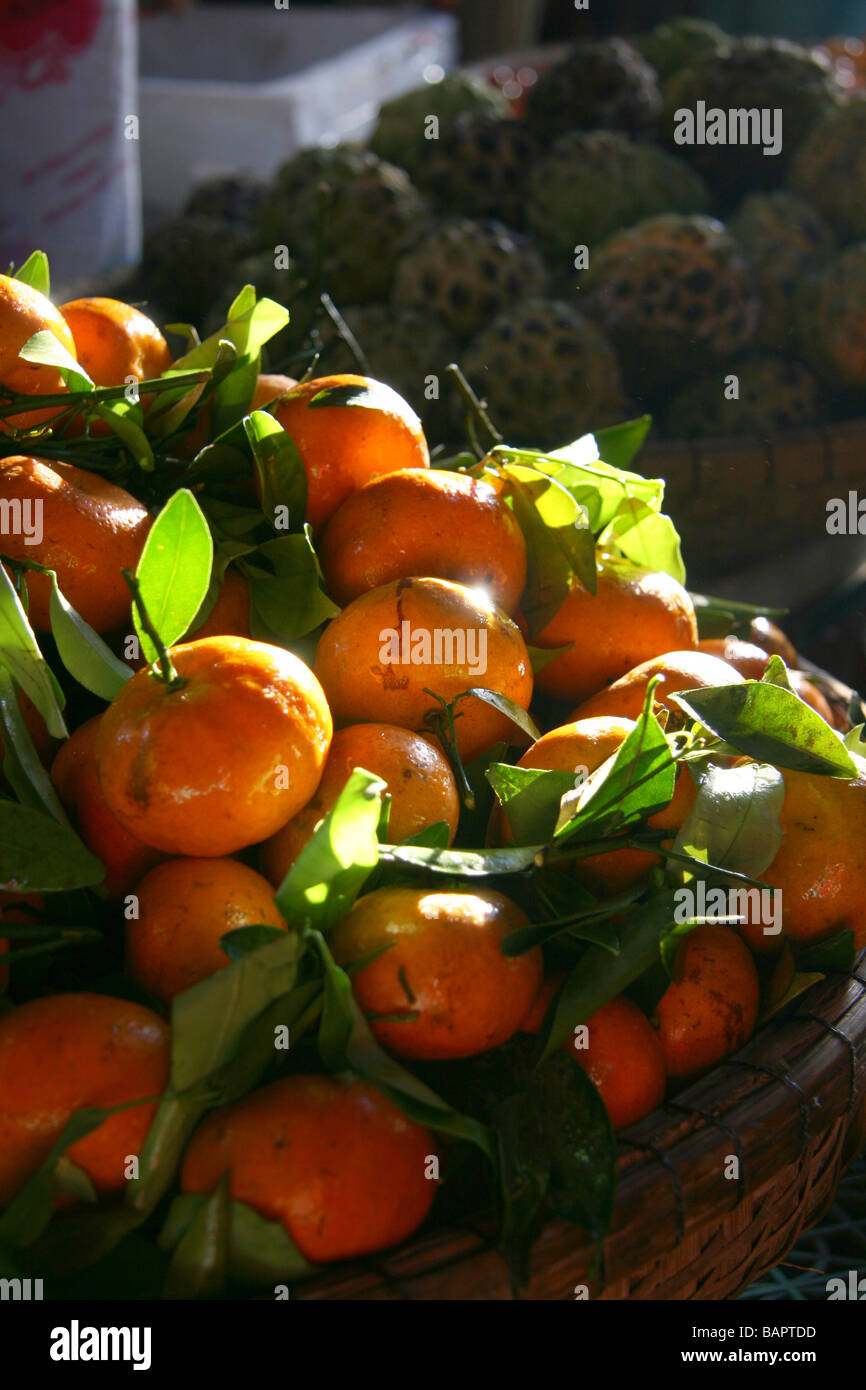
[249,373,297,410]
[57,297,171,386]
[748,616,798,665]
[0,273,76,430]
[318,468,527,613]
[533,554,698,704]
[655,924,760,1080]
[0,455,152,633]
[0,992,169,1206]
[180,1074,436,1263]
[127,857,287,1004]
[566,995,666,1131]
[494,716,696,895]
[260,722,460,885]
[187,568,251,642]
[95,636,333,857]
[314,577,533,763]
[697,636,770,679]
[330,886,543,1060]
[268,374,430,530]
[50,715,165,901]
[741,770,866,954]
[570,649,745,722]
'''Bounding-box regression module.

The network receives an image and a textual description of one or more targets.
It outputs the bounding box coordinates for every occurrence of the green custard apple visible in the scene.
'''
[526,38,661,142]
[184,174,269,236]
[636,18,728,81]
[788,95,866,242]
[369,73,508,184]
[662,353,823,438]
[528,130,711,268]
[729,191,835,351]
[392,218,547,343]
[257,146,428,305]
[460,298,627,450]
[795,243,866,389]
[134,214,254,327]
[661,38,842,201]
[582,213,758,391]
[416,114,540,230]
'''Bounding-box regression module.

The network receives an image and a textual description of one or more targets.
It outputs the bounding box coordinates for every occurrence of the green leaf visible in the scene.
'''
[798,929,856,973]
[134,488,213,664]
[671,760,784,881]
[0,801,105,891]
[597,498,686,585]
[501,904,619,957]
[0,1106,119,1249]
[593,415,652,471]
[244,531,338,644]
[844,723,866,753]
[673,682,856,777]
[488,763,578,845]
[160,1194,314,1287]
[540,441,664,533]
[762,653,794,691]
[171,297,289,374]
[463,686,541,745]
[501,462,595,633]
[244,409,307,531]
[0,666,67,819]
[162,1175,230,1300]
[18,328,93,394]
[274,768,384,932]
[555,695,675,840]
[0,564,66,737]
[49,580,130,700]
[220,925,288,962]
[13,251,50,296]
[92,401,154,471]
[536,894,678,1062]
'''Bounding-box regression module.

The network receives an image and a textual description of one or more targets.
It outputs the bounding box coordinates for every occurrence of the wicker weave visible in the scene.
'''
[295,952,866,1301]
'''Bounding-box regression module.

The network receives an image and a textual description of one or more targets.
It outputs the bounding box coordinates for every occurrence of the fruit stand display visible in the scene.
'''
[0,13,865,1305]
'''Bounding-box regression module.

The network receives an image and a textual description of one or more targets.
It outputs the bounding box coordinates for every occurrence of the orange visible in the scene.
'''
[330,886,543,1060]
[566,996,666,1131]
[127,857,287,1004]
[0,890,43,992]
[267,374,430,530]
[519,971,564,1034]
[315,577,533,763]
[0,992,170,1206]
[182,373,299,462]
[655,924,760,1080]
[748,617,798,666]
[57,297,171,386]
[188,568,251,642]
[533,554,698,704]
[570,649,745,722]
[95,636,333,857]
[250,373,297,410]
[0,455,152,632]
[260,722,460,885]
[50,715,165,901]
[697,636,770,679]
[0,273,76,430]
[494,716,696,895]
[318,468,527,613]
[741,769,866,954]
[180,1074,436,1263]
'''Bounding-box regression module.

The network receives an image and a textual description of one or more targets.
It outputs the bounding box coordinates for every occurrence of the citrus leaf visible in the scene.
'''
[49,580,130,700]
[133,488,213,664]
[162,1174,230,1300]
[0,1106,123,1249]
[0,801,104,890]
[597,498,685,585]
[274,768,384,931]
[12,251,50,296]
[18,329,93,394]
[244,532,338,644]
[501,462,595,632]
[673,682,856,777]
[488,763,578,845]
[555,693,675,840]
[244,409,307,530]
[463,686,540,744]
[92,401,154,471]
[220,925,288,962]
[671,760,785,881]
[593,415,652,471]
[0,564,66,737]
[0,670,67,820]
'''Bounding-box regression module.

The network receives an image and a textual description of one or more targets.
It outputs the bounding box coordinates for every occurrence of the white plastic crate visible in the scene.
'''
[138,4,458,224]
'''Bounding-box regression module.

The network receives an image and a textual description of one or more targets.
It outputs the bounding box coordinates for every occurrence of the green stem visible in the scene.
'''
[319,293,369,375]
[446,362,503,456]
[0,369,211,419]
[422,689,476,811]
[122,568,185,691]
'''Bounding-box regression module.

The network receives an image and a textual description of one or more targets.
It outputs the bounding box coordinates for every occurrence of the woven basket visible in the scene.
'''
[293,949,866,1301]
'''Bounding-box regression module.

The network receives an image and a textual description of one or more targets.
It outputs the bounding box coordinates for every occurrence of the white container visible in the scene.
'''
[138,4,457,223]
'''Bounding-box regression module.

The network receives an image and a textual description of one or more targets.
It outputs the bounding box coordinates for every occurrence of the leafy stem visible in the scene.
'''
[122,568,185,691]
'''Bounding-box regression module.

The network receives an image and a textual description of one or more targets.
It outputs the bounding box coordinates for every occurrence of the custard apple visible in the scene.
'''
[184,174,269,236]
[135,215,253,327]
[795,243,866,388]
[526,39,661,142]
[392,218,547,343]
[416,114,540,229]
[662,38,842,201]
[729,192,835,351]
[460,298,627,450]
[528,130,711,267]
[788,95,866,242]
[663,354,822,438]
[636,19,728,81]
[257,146,428,305]
[370,73,508,183]
[582,214,758,390]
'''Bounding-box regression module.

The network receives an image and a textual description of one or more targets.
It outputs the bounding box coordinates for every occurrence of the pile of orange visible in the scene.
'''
[0,271,862,1287]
